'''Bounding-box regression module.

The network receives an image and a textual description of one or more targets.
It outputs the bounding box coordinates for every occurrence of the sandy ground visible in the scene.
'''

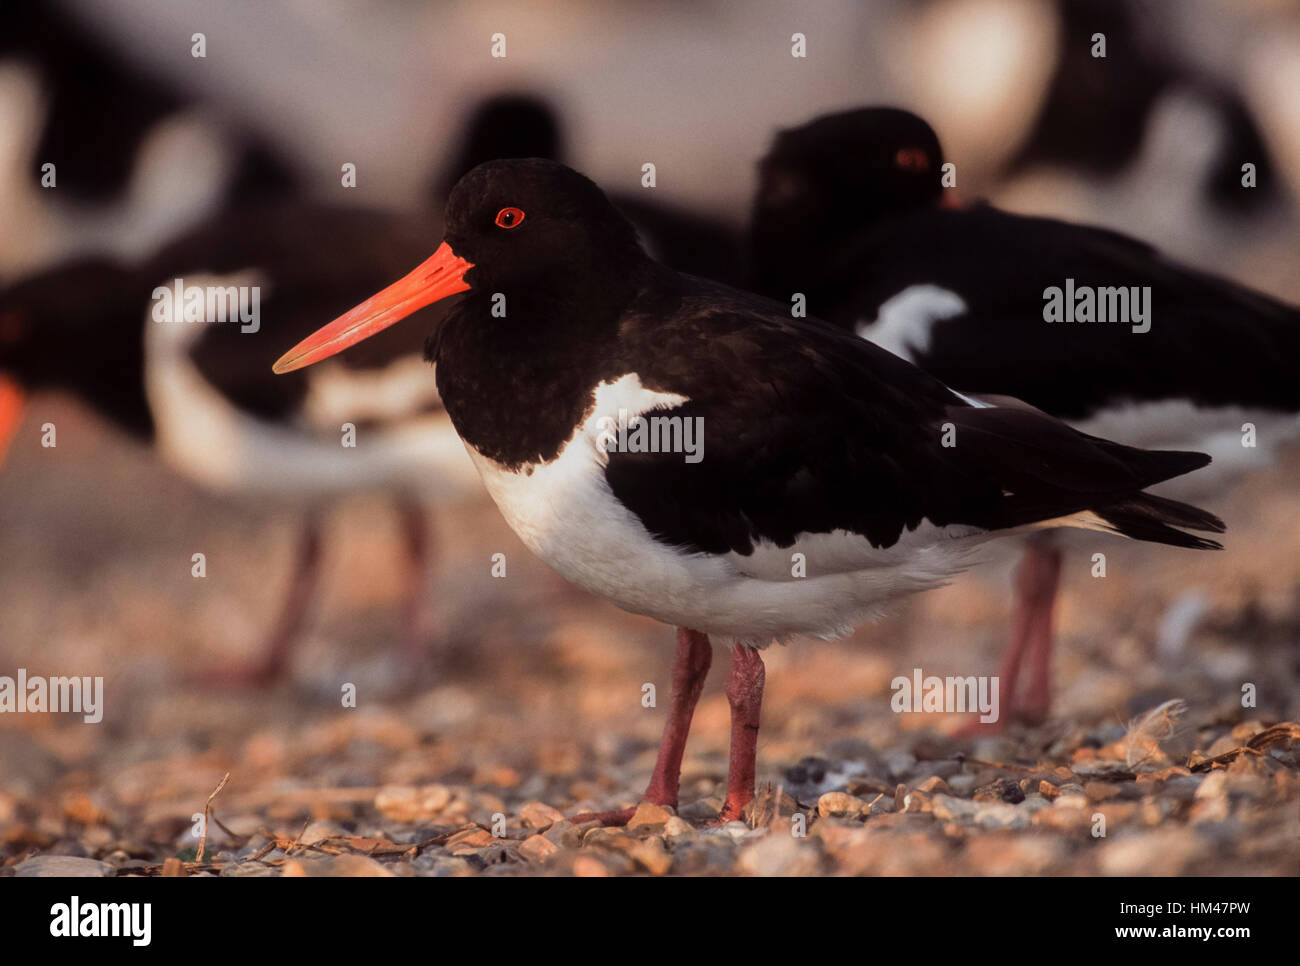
[0,394,1297,876]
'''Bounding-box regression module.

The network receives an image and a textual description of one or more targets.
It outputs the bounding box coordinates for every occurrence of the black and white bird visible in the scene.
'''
[274,159,1223,824]
[749,106,1300,721]
[0,209,480,686]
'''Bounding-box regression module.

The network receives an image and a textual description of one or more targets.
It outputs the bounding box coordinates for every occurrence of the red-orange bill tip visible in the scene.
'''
[272,242,473,374]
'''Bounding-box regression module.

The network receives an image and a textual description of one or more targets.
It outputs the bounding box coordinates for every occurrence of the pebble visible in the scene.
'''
[885,751,917,779]
[627,802,675,829]
[518,834,559,862]
[737,831,822,876]
[1098,829,1203,876]
[14,855,113,877]
[282,854,395,877]
[543,820,585,849]
[446,827,496,854]
[817,792,865,819]
[519,801,567,830]
[662,816,695,840]
[572,856,610,877]
[374,784,454,823]
[219,861,278,877]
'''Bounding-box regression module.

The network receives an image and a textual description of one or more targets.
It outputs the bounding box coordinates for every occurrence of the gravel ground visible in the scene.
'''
[1,399,1298,876]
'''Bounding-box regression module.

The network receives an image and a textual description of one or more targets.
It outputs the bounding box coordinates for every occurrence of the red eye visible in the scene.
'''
[895,148,930,172]
[494,206,525,229]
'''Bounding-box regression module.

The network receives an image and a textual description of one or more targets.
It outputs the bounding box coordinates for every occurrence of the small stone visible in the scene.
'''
[1206,734,1239,757]
[901,789,932,814]
[885,751,917,779]
[219,861,278,877]
[517,834,559,863]
[1098,829,1203,876]
[374,784,453,823]
[947,773,978,795]
[300,822,342,846]
[446,827,495,854]
[817,791,865,819]
[663,816,695,839]
[915,775,950,796]
[626,837,673,875]
[678,798,723,822]
[572,856,610,876]
[542,820,584,849]
[519,801,566,830]
[738,831,822,876]
[1084,781,1122,802]
[1194,771,1228,800]
[626,801,675,829]
[15,855,112,877]
[283,854,396,877]
[930,795,979,822]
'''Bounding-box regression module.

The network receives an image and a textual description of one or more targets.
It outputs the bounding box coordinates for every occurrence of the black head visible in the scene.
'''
[750,107,945,295]
[443,158,646,296]
[273,160,650,374]
[434,94,565,200]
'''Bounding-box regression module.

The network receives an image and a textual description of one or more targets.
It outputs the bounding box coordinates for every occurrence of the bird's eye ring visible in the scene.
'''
[494,206,526,229]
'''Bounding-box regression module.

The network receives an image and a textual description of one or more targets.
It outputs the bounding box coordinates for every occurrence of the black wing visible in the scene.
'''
[822,205,1300,418]
[606,279,1222,556]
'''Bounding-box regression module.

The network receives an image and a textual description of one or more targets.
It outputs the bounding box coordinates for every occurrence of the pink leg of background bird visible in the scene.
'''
[192,510,323,688]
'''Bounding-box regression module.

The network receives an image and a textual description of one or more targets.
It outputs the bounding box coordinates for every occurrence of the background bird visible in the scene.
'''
[748,105,1299,722]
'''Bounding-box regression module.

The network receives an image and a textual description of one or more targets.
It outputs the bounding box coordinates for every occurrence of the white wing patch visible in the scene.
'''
[855,284,967,362]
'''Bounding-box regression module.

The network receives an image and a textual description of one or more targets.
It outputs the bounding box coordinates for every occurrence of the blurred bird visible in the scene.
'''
[1006,0,1282,217]
[748,106,1300,722]
[273,158,1223,822]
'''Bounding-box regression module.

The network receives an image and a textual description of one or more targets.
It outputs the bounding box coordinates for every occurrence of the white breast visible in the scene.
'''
[466,372,991,646]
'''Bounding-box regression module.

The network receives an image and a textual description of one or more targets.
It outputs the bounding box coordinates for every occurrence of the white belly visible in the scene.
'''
[466,373,989,645]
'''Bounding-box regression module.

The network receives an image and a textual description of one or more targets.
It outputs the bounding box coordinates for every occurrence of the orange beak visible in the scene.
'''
[0,376,25,467]
[273,242,473,374]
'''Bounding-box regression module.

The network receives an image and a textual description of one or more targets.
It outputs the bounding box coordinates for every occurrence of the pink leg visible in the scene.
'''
[395,496,434,657]
[573,628,712,825]
[1015,542,1062,724]
[956,539,1062,734]
[716,644,766,824]
[193,511,322,688]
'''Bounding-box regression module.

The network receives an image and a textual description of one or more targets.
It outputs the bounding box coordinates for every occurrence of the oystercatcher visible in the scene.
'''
[749,106,1300,721]
[275,159,1224,823]
[0,210,480,685]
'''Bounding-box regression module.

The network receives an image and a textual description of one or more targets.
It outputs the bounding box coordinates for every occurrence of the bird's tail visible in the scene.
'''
[1076,492,1225,550]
